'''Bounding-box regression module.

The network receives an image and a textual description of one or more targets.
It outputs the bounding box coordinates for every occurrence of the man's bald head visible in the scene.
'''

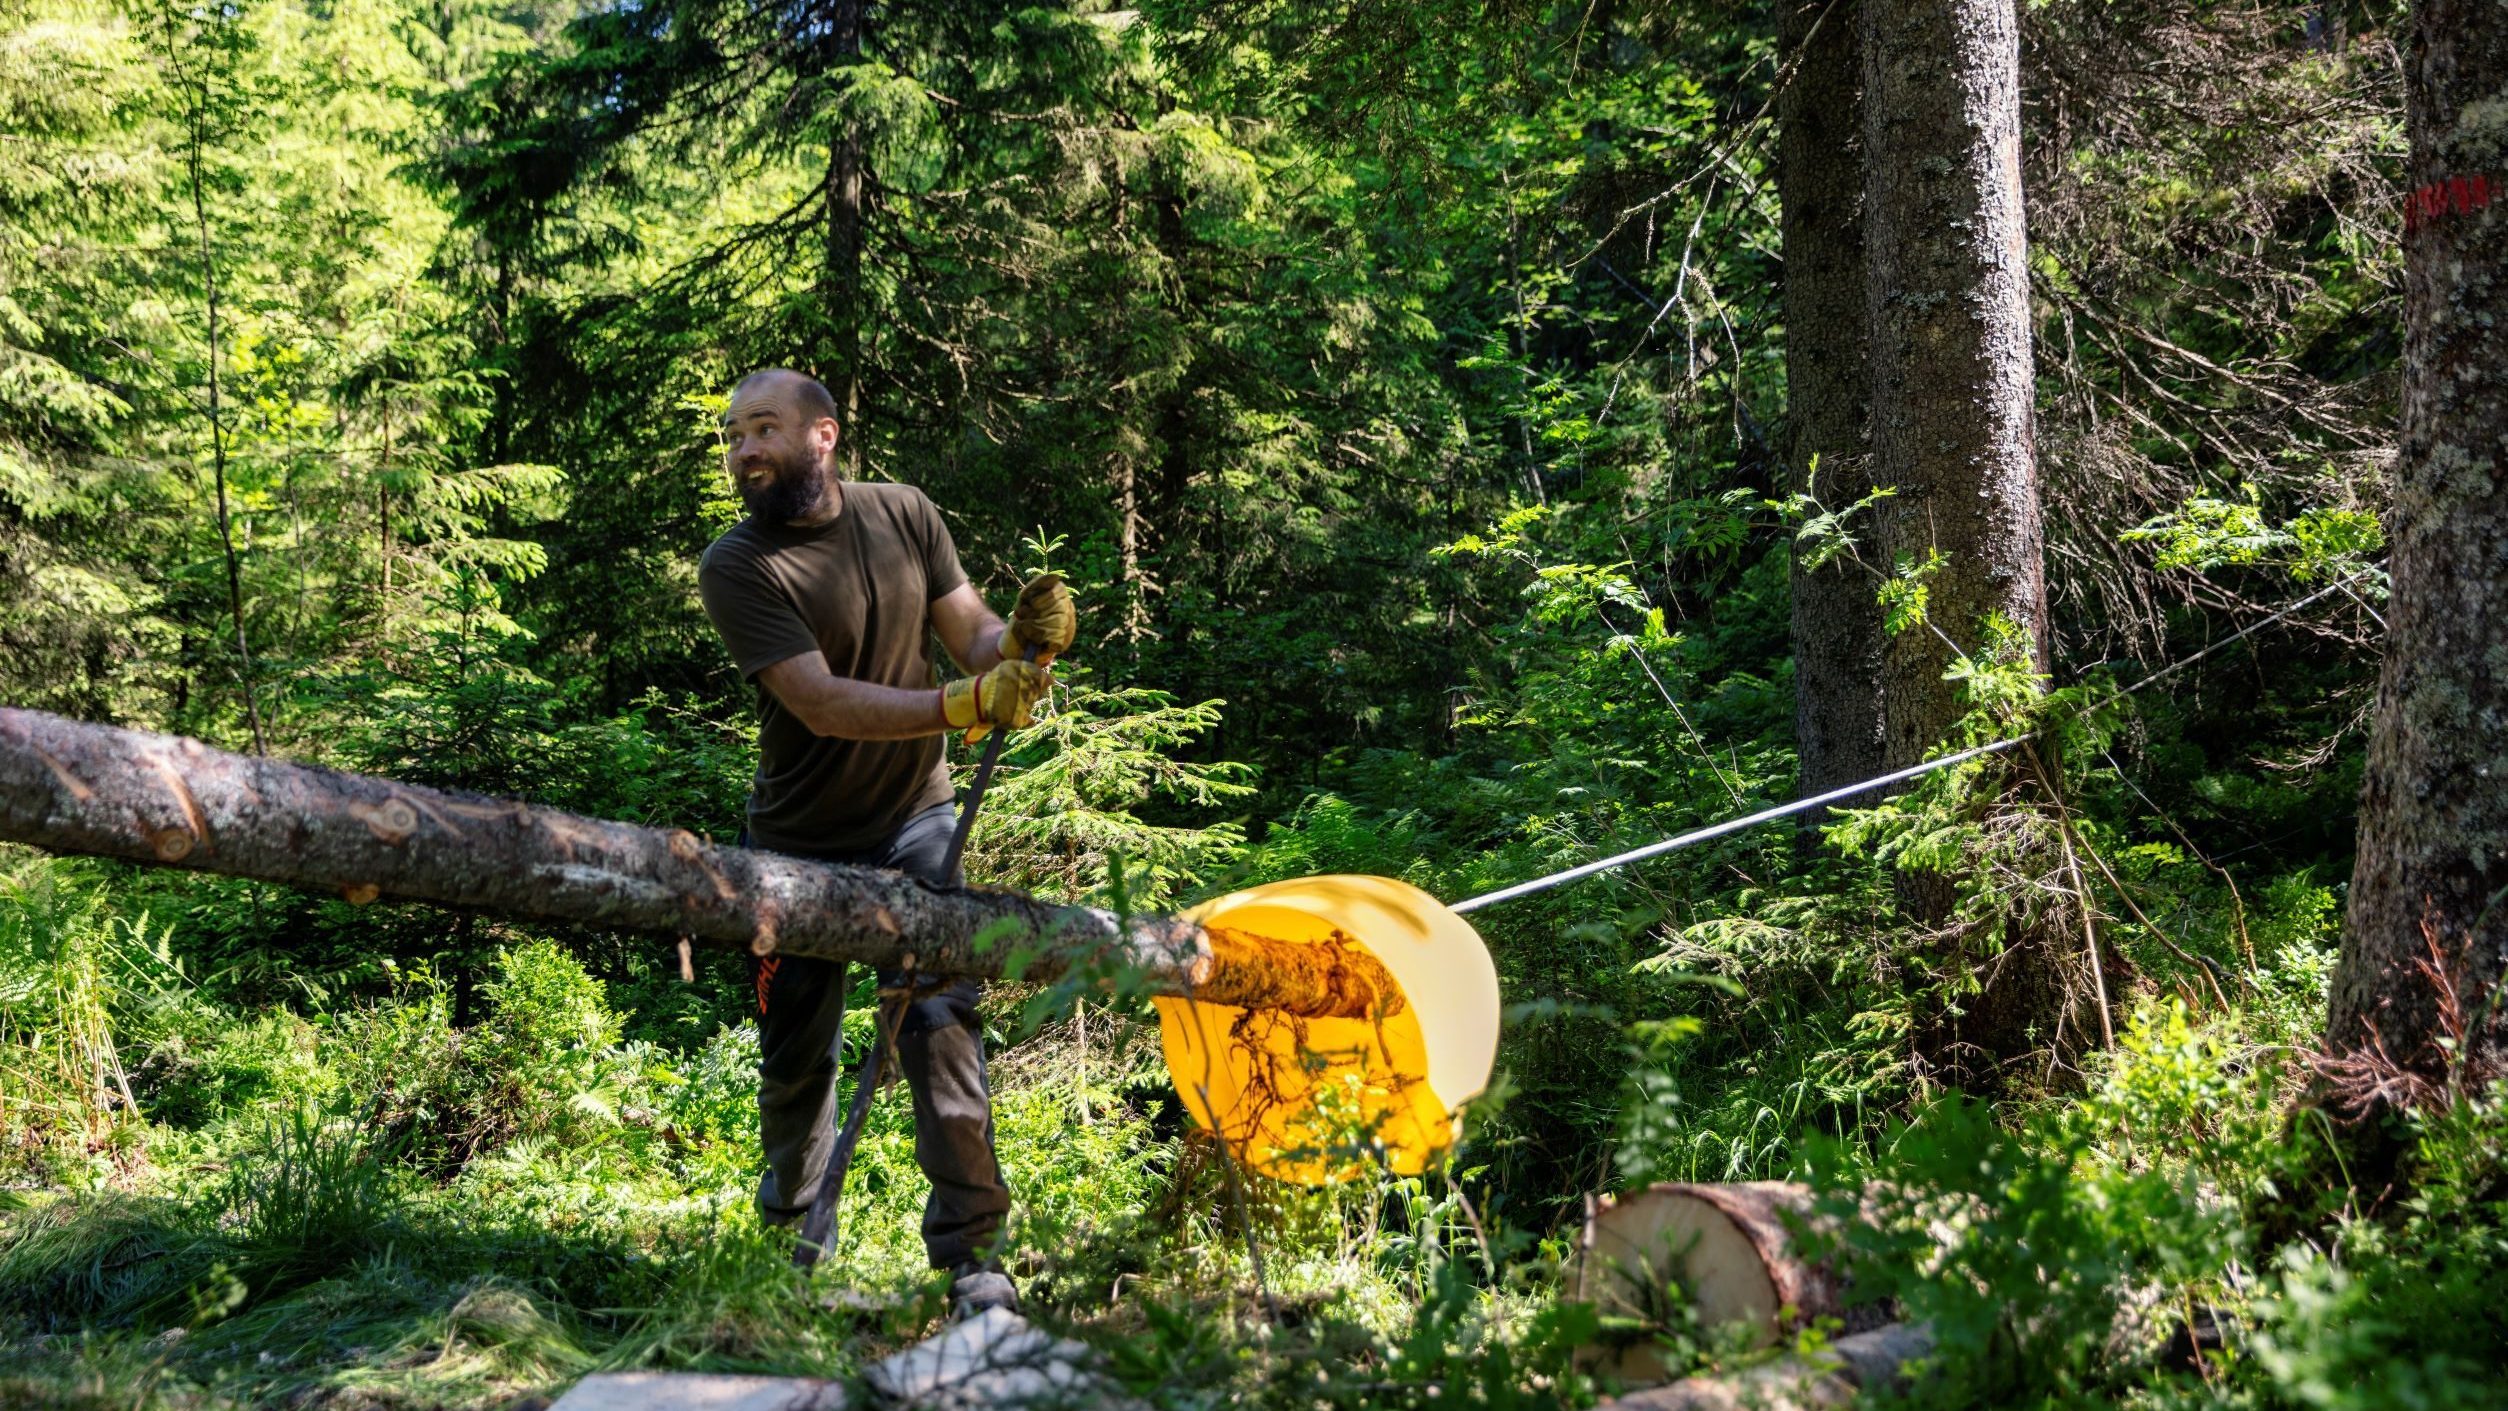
[731,369,841,431]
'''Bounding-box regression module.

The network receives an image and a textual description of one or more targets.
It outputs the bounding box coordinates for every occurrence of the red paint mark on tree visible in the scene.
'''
[2405,173,2499,232]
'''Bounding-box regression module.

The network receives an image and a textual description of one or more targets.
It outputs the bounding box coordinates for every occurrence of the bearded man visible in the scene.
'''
[697,368,1072,1317]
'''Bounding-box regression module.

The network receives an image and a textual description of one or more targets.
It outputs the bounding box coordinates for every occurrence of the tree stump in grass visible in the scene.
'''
[1573,1181,1873,1386]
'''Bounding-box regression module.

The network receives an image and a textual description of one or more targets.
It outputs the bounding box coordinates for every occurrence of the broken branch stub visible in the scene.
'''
[0,707,1382,1020]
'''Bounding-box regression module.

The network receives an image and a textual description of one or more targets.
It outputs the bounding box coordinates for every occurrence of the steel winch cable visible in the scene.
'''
[1449,568,2379,916]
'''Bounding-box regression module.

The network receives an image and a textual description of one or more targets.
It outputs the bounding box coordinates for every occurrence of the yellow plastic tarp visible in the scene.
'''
[1154,875,1501,1185]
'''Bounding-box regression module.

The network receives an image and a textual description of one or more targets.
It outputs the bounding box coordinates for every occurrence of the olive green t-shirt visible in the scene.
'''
[697,483,967,854]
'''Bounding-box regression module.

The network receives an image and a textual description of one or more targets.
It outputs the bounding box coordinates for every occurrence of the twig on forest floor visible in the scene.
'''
[2031,745,2116,1049]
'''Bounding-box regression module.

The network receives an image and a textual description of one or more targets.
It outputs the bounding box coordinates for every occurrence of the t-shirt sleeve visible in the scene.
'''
[913,489,969,601]
[698,543,820,679]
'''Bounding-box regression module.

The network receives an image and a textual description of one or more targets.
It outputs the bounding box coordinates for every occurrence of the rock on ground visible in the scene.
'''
[865,1307,1146,1411]
[545,1308,1143,1411]
[548,1371,848,1411]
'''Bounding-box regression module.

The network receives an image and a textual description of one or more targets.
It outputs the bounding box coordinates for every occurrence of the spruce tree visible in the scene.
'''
[1862,0,2060,1086]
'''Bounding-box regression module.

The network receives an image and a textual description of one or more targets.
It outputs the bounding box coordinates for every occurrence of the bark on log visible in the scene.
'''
[1595,1322,1936,1411]
[0,707,1392,1019]
[1574,1182,1876,1386]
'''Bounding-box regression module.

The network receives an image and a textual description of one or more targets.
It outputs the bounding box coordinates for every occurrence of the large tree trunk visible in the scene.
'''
[1781,0,1885,805]
[1862,0,2047,750]
[823,0,864,477]
[1862,0,2059,1085]
[2328,0,2508,1099]
[0,708,1397,1020]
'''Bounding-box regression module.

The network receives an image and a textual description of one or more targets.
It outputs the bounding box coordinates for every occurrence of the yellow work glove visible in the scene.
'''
[1000,572,1077,664]
[941,658,1052,743]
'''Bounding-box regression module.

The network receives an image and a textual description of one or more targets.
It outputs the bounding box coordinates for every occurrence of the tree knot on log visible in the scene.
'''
[145,752,212,859]
[667,829,740,903]
[349,797,420,845]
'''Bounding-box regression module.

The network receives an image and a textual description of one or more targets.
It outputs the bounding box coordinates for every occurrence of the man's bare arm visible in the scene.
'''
[756,652,944,740]
[929,582,1010,672]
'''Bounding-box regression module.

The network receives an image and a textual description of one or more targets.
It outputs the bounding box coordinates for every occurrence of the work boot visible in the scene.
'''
[947,1260,1021,1320]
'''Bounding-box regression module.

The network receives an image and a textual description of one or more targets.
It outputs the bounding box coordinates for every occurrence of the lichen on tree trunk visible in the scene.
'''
[2329,0,2508,1095]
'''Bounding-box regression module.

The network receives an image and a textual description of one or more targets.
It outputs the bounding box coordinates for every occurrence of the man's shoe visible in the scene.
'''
[947,1261,1021,1319]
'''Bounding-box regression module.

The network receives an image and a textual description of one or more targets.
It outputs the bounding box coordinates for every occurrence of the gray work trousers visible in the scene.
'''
[743,802,1010,1270]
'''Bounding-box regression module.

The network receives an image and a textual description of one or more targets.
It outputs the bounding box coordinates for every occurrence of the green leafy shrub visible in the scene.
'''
[2121,490,2385,587]
[652,1021,762,1154]
[2235,1087,2508,1411]
[135,1009,333,1131]
[337,964,468,1169]
[2072,999,2290,1200]
[473,937,624,1098]
[343,941,626,1174]
[1796,1024,2508,1410]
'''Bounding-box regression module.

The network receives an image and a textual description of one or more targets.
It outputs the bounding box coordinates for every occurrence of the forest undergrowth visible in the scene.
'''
[3,646,2502,1410]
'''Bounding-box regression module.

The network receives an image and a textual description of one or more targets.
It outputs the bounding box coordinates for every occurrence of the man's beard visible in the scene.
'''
[737,451,834,523]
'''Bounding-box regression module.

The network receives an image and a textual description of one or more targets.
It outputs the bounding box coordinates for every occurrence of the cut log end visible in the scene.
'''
[1575,1182,1857,1387]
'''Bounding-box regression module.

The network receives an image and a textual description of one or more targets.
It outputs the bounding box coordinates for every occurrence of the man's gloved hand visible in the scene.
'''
[941,658,1052,743]
[1000,572,1076,664]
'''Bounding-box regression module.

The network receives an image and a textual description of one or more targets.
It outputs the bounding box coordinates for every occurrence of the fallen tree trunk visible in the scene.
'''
[0,707,1390,1018]
[1595,1322,1936,1411]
